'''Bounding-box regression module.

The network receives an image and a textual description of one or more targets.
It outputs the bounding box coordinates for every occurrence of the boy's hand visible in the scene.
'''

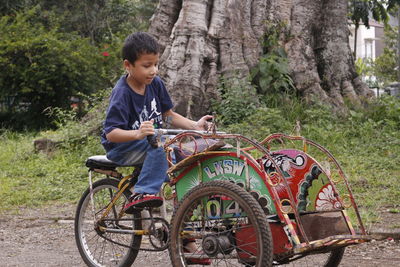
[136,119,155,139]
[194,115,213,131]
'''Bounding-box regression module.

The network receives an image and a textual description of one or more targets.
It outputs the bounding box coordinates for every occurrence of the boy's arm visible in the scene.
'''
[163,110,212,131]
[106,120,155,143]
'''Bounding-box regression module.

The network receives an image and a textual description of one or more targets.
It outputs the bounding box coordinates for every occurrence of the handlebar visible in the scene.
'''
[155,129,226,135]
[147,135,159,148]
[146,129,226,148]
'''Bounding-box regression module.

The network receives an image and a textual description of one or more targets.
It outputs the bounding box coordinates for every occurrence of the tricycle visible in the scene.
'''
[74,126,371,266]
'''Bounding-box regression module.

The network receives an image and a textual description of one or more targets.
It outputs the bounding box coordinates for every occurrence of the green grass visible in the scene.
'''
[0,95,107,212]
[0,131,104,211]
[389,208,400,213]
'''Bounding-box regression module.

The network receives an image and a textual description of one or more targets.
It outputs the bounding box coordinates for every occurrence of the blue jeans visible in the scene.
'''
[106,139,168,195]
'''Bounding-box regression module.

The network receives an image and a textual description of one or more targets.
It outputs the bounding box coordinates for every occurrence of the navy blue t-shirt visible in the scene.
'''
[101,75,174,151]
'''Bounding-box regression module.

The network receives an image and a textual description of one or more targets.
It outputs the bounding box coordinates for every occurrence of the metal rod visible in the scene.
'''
[88,170,96,224]
[157,129,226,136]
[182,253,249,260]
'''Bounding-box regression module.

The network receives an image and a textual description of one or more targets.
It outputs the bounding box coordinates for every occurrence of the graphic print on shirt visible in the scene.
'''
[149,98,161,117]
[131,98,162,130]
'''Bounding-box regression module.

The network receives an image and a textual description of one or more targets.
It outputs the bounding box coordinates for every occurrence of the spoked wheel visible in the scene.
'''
[74,178,142,267]
[169,180,273,267]
[274,247,345,267]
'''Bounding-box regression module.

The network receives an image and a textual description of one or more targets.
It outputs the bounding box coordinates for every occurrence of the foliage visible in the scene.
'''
[33,0,157,44]
[373,25,399,85]
[0,0,158,44]
[213,77,259,125]
[387,0,400,11]
[0,0,157,130]
[355,58,368,76]
[224,107,292,141]
[42,90,110,148]
[0,0,29,15]
[0,7,121,129]
[355,58,380,87]
[254,52,295,96]
[349,0,389,29]
[224,96,336,141]
[362,95,400,126]
[251,23,295,98]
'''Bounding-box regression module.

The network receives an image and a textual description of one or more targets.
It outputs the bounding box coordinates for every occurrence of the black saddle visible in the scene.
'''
[85,155,139,170]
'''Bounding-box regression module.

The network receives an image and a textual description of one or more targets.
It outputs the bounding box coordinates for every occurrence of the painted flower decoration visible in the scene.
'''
[316,184,341,210]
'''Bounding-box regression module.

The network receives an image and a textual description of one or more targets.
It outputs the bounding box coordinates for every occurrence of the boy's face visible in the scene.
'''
[124,53,159,88]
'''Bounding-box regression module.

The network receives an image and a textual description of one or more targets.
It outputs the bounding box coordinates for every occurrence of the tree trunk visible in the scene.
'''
[149,0,373,118]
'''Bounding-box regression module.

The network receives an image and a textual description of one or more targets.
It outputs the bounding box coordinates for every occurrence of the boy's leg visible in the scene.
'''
[106,139,168,210]
[106,139,168,194]
[124,145,168,210]
[133,146,169,194]
[106,139,148,166]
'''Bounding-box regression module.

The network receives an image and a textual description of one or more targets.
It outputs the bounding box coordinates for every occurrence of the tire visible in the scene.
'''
[169,180,273,267]
[325,247,345,267]
[74,178,142,267]
[277,247,345,266]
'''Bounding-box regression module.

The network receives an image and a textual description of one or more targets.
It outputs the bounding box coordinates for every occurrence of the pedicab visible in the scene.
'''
[75,123,371,267]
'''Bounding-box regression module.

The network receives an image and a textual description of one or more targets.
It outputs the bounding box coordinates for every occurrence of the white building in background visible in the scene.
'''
[349,19,384,61]
[348,16,400,97]
[349,19,385,95]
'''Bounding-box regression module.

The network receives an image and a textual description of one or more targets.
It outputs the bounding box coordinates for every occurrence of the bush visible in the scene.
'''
[251,22,295,98]
[0,7,121,129]
[41,89,110,148]
[213,77,259,125]
[1,0,158,44]
[252,50,295,97]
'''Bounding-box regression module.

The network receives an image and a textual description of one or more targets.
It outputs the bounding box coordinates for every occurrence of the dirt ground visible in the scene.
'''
[0,203,399,267]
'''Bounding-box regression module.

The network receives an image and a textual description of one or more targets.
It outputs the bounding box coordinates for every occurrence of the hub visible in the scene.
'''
[202,234,234,257]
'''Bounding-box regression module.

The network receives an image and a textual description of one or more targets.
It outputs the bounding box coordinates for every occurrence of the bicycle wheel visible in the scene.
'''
[75,178,142,267]
[169,180,273,267]
[275,247,345,267]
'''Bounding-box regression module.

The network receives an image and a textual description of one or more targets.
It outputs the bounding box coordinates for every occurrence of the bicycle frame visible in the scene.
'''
[83,128,371,262]
[87,168,153,237]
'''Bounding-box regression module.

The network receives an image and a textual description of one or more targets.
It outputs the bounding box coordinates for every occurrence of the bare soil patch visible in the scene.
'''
[0,204,399,266]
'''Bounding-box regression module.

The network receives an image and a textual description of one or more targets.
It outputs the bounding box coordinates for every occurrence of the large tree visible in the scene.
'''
[149,0,375,118]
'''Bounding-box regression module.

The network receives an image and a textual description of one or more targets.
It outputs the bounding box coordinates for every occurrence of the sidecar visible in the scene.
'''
[164,131,371,266]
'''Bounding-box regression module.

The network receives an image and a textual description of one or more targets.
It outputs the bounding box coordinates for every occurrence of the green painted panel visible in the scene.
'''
[175,155,276,214]
[303,170,330,211]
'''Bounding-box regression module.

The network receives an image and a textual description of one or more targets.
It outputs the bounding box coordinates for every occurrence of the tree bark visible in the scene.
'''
[149,0,373,118]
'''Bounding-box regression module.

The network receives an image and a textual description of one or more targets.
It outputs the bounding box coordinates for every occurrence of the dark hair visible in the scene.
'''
[122,32,159,64]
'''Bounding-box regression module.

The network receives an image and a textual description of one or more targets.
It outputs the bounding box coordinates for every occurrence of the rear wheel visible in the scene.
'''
[275,247,345,267]
[74,178,142,267]
[169,180,273,267]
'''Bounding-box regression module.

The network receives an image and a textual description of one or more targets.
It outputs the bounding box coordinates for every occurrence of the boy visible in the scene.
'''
[101,32,211,211]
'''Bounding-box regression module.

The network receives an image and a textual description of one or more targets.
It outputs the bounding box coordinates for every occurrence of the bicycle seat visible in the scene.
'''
[86,155,138,170]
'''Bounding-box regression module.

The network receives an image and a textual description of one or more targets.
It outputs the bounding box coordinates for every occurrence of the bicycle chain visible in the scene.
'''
[98,216,170,252]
